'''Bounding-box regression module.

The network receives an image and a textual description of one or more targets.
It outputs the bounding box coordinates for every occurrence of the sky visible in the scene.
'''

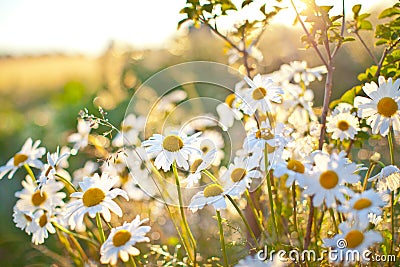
[0,0,394,56]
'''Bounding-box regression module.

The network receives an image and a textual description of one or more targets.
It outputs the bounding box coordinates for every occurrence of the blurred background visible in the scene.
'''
[0,0,394,265]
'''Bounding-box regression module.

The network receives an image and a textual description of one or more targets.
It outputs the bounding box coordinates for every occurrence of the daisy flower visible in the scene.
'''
[189,184,227,212]
[72,161,98,186]
[240,74,283,115]
[338,189,386,225]
[112,114,145,147]
[368,212,383,226]
[222,156,262,198]
[244,121,291,171]
[15,175,66,213]
[323,222,382,265]
[368,165,400,192]
[100,216,151,265]
[303,151,361,207]
[274,157,311,188]
[326,109,360,141]
[216,93,243,131]
[65,173,129,230]
[13,207,36,234]
[198,130,225,165]
[37,147,70,189]
[274,61,327,85]
[68,119,93,153]
[354,76,400,136]
[227,42,263,65]
[30,209,56,245]
[182,149,216,188]
[275,84,317,130]
[142,131,201,172]
[155,90,187,113]
[0,138,45,180]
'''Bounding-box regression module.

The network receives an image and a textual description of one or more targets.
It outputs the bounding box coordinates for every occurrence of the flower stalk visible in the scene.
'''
[216,210,228,267]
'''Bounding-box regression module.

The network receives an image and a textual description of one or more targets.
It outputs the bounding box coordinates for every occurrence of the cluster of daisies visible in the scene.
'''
[1,60,399,266]
[141,69,399,265]
[1,127,152,265]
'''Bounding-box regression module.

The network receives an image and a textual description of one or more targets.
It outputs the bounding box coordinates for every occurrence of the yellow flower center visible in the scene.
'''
[119,172,130,185]
[225,94,236,108]
[39,214,48,228]
[287,159,305,174]
[112,229,132,247]
[265,143,276,153]
[319,170,339,189]
[252,87,267,100]
[121,125,133,132]
[255,129,274,140]
[353,198,372,210]
[45,165,54,177]
[204,184,223,197]
[190,159,203,173]
[31,191,47,206]
[230,168,247,182]
[377,97,398,117]
[24,214,32,222]
[201,146,210,153]
[13,153,28,166]
[345,230,364,249]
[162,135,184,152]
[337,120,350,131]
[82,188,105,207]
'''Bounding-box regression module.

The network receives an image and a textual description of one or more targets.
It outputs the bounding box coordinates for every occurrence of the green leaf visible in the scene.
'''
[259,4,266,15]
[220,0,237,14]
[331,15,342,22]
[378,7,400,19]
[358,20,373,30]
[177,18,190,29]
[343,36,355,42]
[241,0,253,8]
[202,3,214,13]
[320,6,333,13]
[352,4,361,19]
[358,13,371,20]
[375,39,388,46]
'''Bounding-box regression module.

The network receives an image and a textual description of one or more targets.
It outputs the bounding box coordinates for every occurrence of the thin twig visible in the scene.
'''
[290,0,328,67]
[354,31,379,64]
[375,38,400,78]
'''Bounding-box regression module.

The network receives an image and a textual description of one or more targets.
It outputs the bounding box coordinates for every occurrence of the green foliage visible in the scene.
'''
[329,85,362,109]
[374,3,400,46]
[332,3,400,109]
[296,0,345,47]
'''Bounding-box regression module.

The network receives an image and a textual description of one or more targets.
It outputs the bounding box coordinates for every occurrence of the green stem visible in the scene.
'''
[244,190,266,238]
[329,208,339,233]
[264,144,278,240]
[96,213,105,243]
[292,184,303,250]
[52,222,99,247]
[388,127,395,256]
[313,208,320,257]
[362,163,376,191]
[172,162,197,265]
[226,195,260,248]
[203,169,220,185]
[216,210,228,267]
[24,163,36,182]
[388,128,395,165]
[129,255,138,267]
[55,173,78,192]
